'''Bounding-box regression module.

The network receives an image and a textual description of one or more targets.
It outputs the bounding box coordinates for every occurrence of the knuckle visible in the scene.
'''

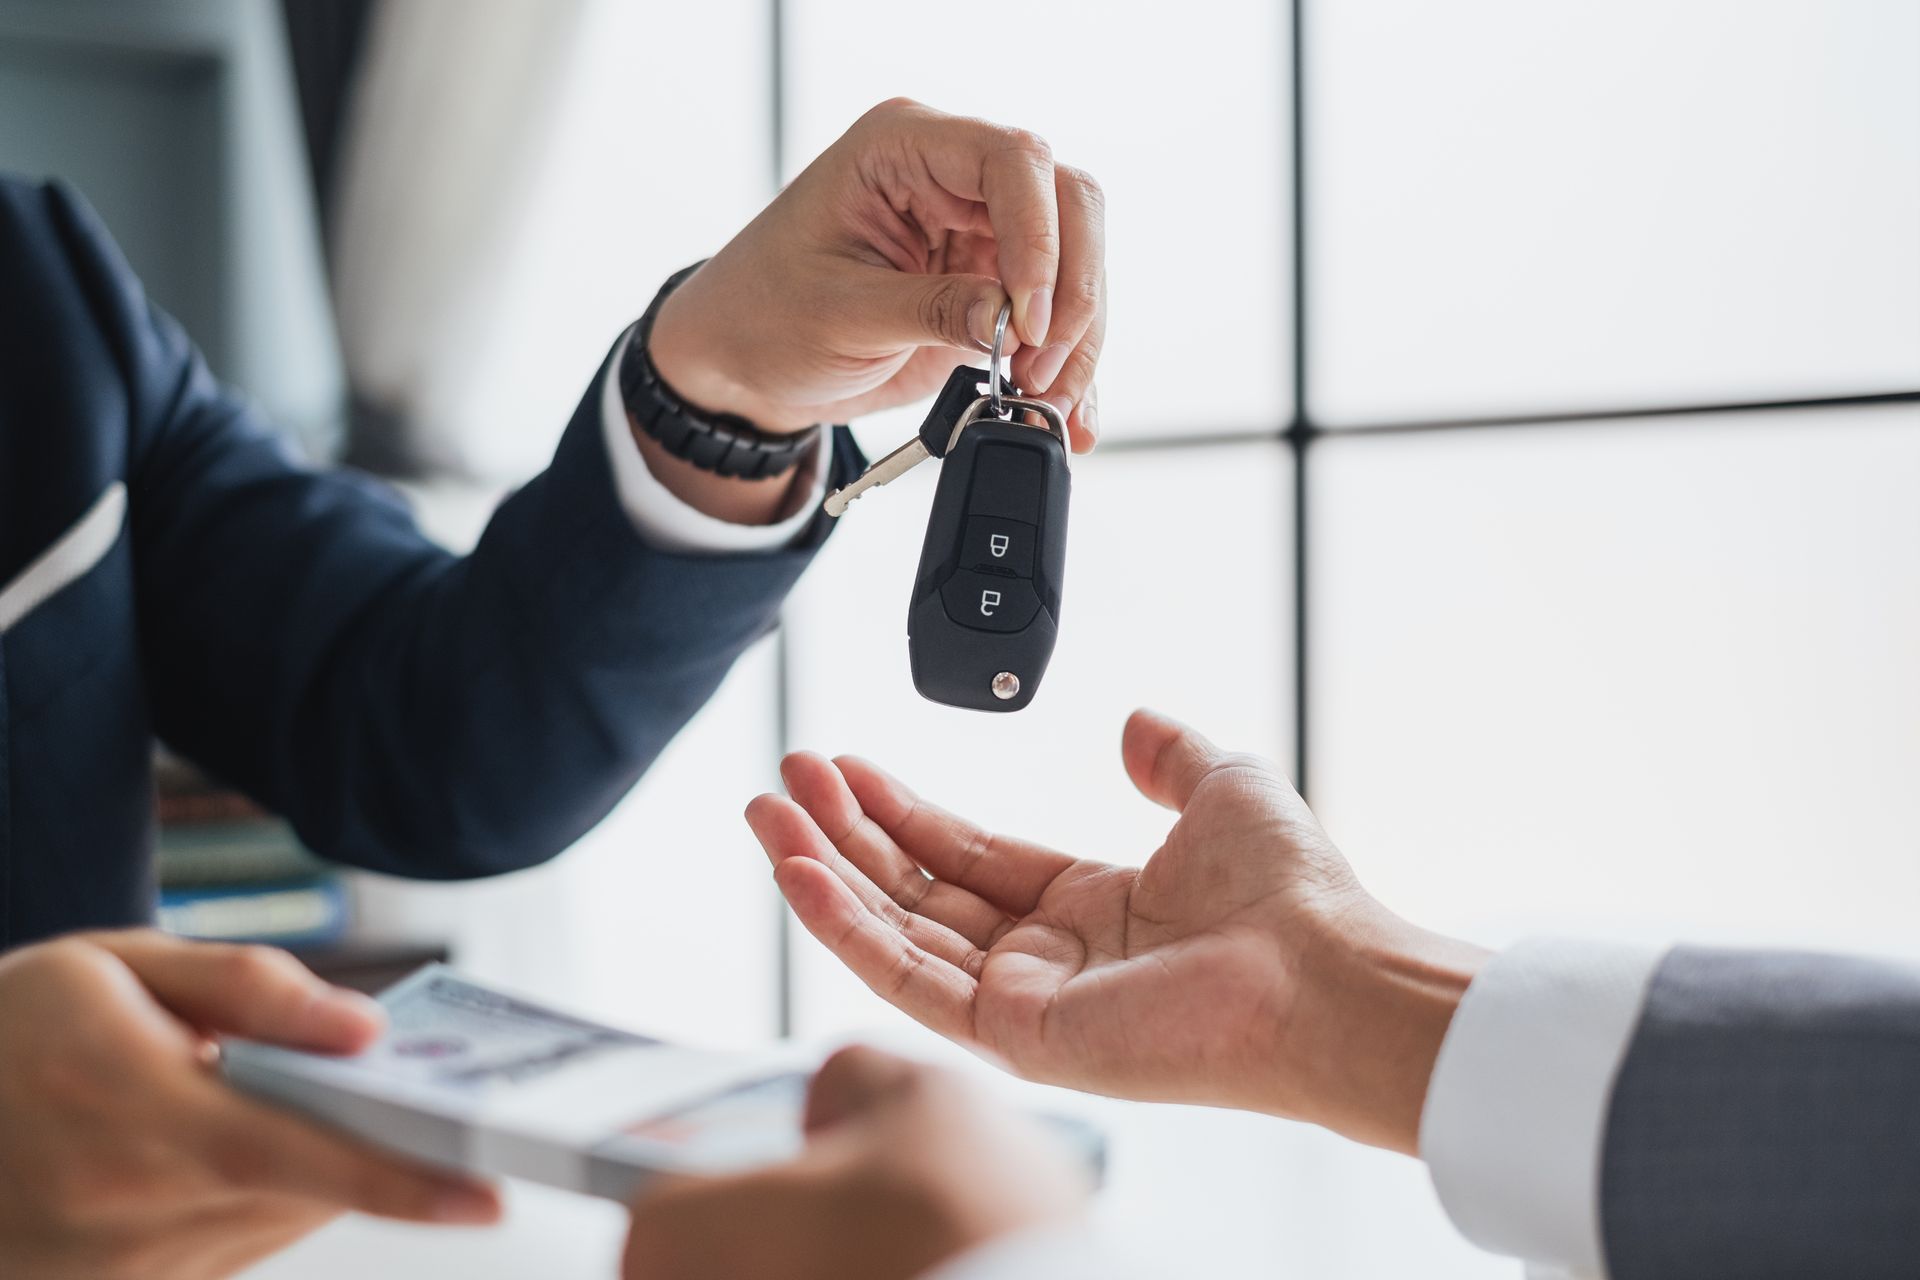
[998,126,1053,166]
[1057,164,1105,211]
[856,97,924,137]
[1052,278,1113,339]
[1056,275,1103,330]
[1196,755,1280,803]
[223,943,306,996]
[1057,349,1101,399]
[25,937,104,983]
[1066,333,1103,379]
[1218,751,1274,776]
[11,956,140,1100]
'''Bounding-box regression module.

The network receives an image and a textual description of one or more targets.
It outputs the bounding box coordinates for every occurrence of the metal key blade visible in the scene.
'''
[824,438,931,517]
[824,364,994,517]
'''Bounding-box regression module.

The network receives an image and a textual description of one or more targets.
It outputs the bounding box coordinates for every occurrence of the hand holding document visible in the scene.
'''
[223,966,1102,1202]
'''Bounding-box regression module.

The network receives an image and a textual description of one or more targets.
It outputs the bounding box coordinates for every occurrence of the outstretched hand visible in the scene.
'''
[747,710,1487,1154]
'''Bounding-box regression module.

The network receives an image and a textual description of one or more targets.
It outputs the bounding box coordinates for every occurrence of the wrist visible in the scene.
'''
[623,264,826,526]
[1282,900,1489,1155]
[627,419,815,526]
[649,270,815,433]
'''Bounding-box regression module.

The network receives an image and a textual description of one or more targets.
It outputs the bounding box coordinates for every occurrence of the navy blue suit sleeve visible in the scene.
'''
[43,182,862,879]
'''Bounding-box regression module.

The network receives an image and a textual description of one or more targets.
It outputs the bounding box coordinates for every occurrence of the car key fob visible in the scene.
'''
[907,394,1071,712]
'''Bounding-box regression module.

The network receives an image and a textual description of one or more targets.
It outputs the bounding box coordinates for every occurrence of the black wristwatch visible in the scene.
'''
[620,263,824,480]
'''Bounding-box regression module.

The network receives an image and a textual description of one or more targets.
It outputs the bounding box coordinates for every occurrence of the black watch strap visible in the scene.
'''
[620,263,823,480]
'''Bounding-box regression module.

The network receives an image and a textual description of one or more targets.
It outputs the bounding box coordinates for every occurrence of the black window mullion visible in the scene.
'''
[1292,0,1312,800]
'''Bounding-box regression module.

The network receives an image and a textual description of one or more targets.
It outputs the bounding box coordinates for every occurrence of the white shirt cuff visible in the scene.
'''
[916,1224,1153,1280]
[1420,937,1669,1280]
[599,329,831,554]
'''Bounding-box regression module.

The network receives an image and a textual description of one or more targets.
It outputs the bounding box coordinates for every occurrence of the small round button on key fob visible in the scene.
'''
[907,398,1070,712]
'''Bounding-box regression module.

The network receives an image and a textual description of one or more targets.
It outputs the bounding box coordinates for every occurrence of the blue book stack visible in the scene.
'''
[154,754,351,948]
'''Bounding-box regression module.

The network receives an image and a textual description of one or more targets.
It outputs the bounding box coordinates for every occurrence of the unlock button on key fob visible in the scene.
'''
[961,516,1036,576]
[941,571,1040,633]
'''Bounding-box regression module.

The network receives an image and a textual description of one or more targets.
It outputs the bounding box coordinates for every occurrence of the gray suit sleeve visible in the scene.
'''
[1600,946,1920,1279]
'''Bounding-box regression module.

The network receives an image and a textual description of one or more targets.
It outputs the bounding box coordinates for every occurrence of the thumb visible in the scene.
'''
[803,1046,925,1135]
[83,930,384,1053]
[851,267,1010,355]
[1121,709,1233,812]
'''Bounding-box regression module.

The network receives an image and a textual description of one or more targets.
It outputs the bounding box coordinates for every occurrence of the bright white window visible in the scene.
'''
[1311,407,1920,958]
[1309,0,1920,425]
[782,0,1292,440]
[1290,407,1920,1276]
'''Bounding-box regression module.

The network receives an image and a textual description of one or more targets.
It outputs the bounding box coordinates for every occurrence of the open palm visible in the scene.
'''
[745,710,1369,1115]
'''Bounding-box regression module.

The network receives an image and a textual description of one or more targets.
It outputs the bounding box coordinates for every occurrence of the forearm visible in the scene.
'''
[271,371,842,878]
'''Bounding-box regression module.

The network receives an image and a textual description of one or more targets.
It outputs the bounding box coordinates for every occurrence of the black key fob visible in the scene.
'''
[907,395,1071,711]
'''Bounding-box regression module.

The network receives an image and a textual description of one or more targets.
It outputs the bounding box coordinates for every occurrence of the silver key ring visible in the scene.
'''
[988,300,1011,417]
[947,394,1069,455]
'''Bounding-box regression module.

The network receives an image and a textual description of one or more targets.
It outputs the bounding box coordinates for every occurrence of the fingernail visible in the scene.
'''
[1022,287,1053,347]
[1028,342,1072,393]
[1079,391,1100,441]
[432,1183,499,1224]
[966,298,998,350]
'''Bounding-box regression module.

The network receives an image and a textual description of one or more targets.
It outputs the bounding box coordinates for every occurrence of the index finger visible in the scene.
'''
[775,856,979,1045]
[830,756,1076,917]
[82,931,384,1054]
[908,109,1061,347]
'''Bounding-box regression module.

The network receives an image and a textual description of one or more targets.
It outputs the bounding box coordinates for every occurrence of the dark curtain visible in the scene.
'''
[279,0,378,232]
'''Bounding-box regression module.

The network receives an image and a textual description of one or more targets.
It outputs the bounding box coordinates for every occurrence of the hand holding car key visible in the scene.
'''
[827,304,1071,712]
